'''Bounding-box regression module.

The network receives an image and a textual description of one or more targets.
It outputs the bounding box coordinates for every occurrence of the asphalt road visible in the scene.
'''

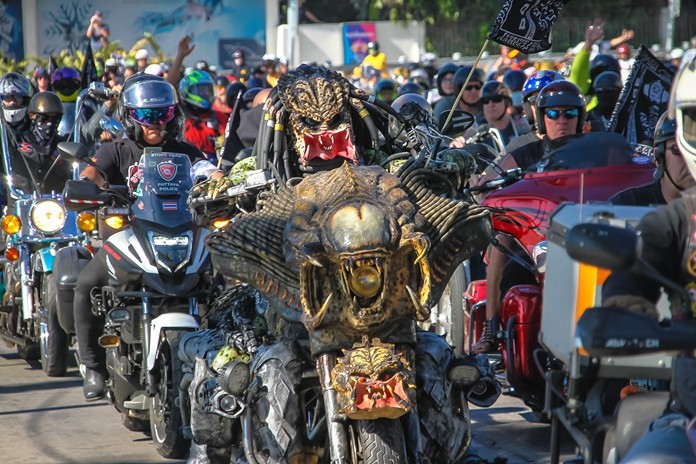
[0,343,574,464]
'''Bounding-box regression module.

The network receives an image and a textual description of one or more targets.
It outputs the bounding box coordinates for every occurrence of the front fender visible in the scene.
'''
[146,312,199,372]
[36,247,54,273]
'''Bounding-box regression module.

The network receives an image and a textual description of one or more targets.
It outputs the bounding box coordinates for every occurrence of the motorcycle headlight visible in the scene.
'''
[148,231,192,272]
[30,199,66,234]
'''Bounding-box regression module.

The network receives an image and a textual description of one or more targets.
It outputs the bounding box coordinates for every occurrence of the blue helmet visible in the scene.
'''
[522,70,564,126]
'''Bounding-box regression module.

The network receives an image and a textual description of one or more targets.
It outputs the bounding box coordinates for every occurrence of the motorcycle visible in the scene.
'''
[184,151,497,463]
[464,132,656,416]
[54,142,213,458]
[552,222,692,463]
[0,121,91,376]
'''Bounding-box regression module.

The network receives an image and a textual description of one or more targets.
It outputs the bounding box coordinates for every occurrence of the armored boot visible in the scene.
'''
[472,316,500,354]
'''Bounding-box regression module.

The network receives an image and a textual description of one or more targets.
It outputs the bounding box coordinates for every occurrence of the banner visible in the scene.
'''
[343,22,376,66]
[81,44,99,89]
[608,45,675,157]
[488,0,571,54]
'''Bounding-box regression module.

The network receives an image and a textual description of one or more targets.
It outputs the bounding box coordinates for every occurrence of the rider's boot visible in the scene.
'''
[472,316,500,354]
[83,367,106,401]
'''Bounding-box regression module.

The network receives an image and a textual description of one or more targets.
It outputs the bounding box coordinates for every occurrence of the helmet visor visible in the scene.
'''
[129,105,176,126]
[123,80,178,108]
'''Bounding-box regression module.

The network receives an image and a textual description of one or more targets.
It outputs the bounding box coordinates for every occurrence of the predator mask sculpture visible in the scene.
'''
[277,66,357,167]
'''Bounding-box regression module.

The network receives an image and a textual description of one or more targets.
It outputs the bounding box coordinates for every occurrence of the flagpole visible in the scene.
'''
[443,38,489,130]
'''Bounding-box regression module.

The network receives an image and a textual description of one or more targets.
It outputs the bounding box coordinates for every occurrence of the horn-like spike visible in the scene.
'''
[406,285,430,321]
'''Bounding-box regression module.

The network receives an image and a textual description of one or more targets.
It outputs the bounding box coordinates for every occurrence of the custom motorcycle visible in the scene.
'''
[55,142,213,458]
[0,121,92,376]
[464,132,655,416]
[183,158,497,463]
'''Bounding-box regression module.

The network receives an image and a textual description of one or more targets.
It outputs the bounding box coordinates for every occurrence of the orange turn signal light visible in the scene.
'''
[1,215,21,235]
[98,334,120,348]
[5,247,19,261]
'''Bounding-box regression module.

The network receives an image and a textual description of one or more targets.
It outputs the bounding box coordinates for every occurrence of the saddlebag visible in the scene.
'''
[53,246,93,334]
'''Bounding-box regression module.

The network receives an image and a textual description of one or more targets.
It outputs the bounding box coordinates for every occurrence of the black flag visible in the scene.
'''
[488,0,571,54]
[81,44,99,89]
[608,46,675,158]
[48,55,59,76]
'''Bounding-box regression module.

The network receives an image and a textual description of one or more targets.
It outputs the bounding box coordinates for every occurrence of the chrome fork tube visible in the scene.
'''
[317,353,349,462]
[19,248,33,320]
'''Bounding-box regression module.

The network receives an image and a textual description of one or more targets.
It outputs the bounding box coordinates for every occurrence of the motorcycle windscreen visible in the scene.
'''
[131,152,193,228]
[532,132,649,172]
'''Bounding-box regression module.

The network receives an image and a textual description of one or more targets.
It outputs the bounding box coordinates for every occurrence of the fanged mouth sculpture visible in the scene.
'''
[302,128,356,166]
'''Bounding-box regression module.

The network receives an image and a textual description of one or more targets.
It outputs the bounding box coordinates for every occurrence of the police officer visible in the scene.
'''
[74,73,222,400]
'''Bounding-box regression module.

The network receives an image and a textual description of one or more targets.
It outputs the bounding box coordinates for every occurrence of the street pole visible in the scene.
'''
[287,0,298,68]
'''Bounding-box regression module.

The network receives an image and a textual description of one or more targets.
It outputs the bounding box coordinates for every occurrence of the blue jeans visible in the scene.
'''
[621,413,696,463]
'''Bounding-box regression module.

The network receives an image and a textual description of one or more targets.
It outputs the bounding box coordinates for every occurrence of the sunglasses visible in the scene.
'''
[544,108,580,120]
[1,94,23,104]
[129,105,176,126]
[30,113,61,123]
[670,144,682,156]
[480,95,505,105]
[465,84,482,91]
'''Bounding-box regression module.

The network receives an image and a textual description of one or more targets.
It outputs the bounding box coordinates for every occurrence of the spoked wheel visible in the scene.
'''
[149,330,190,458]
[425,263,467,355]
[38,274,69,377]
[348,418,408,463]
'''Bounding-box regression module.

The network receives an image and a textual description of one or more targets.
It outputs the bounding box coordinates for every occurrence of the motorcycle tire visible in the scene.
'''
[39,274,69,377]
[149,330,190,459]
[350,418,407,463]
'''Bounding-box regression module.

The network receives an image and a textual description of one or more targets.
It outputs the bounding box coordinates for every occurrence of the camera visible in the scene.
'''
[89,81,117,99]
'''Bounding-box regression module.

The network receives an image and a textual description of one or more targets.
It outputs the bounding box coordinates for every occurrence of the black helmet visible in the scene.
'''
[436,63,459,96]
[503,70,527,92]
[590,54,621,84]
[367,41,379,52]
[453,66,485,92]
[592,71,623,93]
[28,91,63,116]
[225,82,247,108]
[196,60,210,72]
[117,73,181,142]
[398,81,424,97]
[28,91,64,146]
[536,80,585,135]
[480,81,512,101]
[233,49,244,59]
[653,111,677,179]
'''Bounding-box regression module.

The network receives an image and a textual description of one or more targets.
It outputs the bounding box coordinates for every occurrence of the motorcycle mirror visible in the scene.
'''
[99,117,124,137]
[566,223,640,271]
[438,110,475,136]
[57,141,89,162]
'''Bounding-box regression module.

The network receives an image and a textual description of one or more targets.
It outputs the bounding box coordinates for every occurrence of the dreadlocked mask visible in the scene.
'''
[277,65,357,168]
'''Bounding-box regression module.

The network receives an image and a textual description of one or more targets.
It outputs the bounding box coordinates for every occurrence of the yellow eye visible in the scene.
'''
[349,266,381,298]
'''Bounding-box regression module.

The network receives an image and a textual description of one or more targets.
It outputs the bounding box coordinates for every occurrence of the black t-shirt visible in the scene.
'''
[602,196,689,308]
[608,180,666,207]
[92,137,206,185]
[510,139,545,171]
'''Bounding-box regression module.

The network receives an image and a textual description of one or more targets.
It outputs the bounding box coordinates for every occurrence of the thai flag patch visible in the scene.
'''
[162,201,178,211]
[18,142,33,153]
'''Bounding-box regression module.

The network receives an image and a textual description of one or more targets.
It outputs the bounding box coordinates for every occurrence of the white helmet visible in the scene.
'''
[669,57,696,180]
